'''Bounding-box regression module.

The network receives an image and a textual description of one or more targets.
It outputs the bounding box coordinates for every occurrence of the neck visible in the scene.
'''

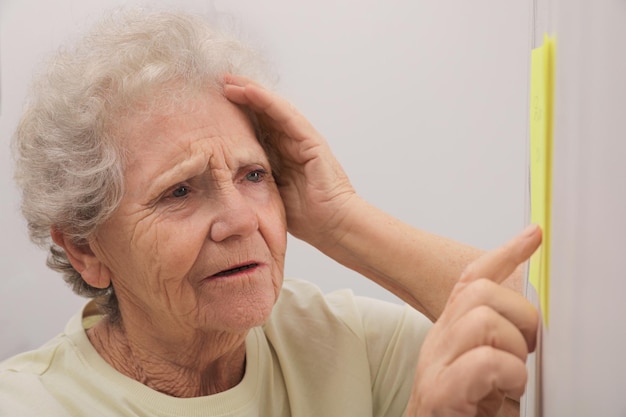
[87,318,247,397]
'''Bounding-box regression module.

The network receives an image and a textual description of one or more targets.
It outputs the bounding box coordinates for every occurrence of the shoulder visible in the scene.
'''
[270,278,366,339]
[262,279,432,416]
[0,305,90,417]
[273,278,431,338]
[0,341,72,416]
[0,335,64,375]
[0,301,90,375]
[266,278,432,361]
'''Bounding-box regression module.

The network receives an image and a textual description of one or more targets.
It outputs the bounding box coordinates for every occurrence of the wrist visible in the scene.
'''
[306,194,368,256]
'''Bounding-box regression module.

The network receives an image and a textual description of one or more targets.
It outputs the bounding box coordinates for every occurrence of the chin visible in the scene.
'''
[200,283,278,332]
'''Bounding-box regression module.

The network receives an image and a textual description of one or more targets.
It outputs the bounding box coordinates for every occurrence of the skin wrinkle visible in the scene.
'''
[82,92,287,397]
[92,323,248,396]
[143,144,211,204]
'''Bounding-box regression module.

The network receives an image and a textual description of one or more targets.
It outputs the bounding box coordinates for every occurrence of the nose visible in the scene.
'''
[209,188,259,242]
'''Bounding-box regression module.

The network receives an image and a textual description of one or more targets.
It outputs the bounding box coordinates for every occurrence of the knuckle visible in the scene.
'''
[464,278,495,304]
[467,306,500,341]
[470,305,498,326]
[460,262,479,282]
[467,306,530,359]
[449,276,494,307]
[473,345,500,370]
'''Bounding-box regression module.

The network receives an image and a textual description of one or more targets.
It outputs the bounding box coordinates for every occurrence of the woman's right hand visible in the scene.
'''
[223,74,361,250]
[406,225,541,417]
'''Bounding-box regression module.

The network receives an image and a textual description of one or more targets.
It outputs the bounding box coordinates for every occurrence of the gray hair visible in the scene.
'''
[14,9,274,321]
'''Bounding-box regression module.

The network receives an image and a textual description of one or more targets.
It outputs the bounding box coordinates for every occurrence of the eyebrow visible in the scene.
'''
[141,150,210,203]
[138,141,271,203]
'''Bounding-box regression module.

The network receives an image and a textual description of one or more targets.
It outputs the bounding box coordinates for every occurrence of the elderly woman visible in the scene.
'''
[0,10,539,417]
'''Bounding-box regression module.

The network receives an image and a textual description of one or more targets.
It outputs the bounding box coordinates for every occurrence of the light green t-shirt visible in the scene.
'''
[0,278,432,416]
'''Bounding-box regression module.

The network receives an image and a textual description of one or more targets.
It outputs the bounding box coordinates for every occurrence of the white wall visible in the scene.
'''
[0,1,530,360]
[541,0,626,416]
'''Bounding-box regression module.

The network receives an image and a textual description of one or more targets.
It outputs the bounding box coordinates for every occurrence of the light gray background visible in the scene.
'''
[0,1,530,360]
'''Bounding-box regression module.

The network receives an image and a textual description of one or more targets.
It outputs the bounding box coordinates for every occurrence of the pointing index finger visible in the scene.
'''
[459,224,542,286]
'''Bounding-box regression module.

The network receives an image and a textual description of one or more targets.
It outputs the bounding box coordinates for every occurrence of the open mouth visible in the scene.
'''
[212,263,259,277]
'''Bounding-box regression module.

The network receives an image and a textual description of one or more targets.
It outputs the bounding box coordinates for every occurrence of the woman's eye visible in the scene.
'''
[171,185,190,198]
[245,169,266,183]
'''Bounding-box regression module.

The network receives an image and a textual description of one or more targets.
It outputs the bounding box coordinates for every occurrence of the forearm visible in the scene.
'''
[221,79,523,318]
[314,198,486,321]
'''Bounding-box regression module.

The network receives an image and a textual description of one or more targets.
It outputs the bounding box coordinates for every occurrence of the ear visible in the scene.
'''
[50,227,112,289]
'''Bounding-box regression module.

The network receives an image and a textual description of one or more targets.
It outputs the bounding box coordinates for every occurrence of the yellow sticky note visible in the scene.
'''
[529,34,555,326]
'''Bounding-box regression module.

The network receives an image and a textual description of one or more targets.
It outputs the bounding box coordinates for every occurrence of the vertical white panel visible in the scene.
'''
[543,0,626,416]
[523,2,552,415]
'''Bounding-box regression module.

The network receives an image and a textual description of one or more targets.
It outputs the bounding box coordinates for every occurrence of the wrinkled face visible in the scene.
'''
[91,92,287,337]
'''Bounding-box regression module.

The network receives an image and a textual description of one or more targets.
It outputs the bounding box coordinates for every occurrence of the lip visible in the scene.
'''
[208,261,261,279]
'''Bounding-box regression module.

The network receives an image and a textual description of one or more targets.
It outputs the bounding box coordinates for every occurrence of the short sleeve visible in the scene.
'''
[0,370,70,416]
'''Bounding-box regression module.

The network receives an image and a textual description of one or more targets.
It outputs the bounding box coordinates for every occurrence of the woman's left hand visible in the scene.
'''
[406,225,541,417]
[223,74,360,250]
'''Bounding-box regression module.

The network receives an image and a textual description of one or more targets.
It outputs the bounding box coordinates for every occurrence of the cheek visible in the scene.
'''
[143,214,209,275]
[106,210,208,283]
[262,199,288,300]
[261,194,288,255]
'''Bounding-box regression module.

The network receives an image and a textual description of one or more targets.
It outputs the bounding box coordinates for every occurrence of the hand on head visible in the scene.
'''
[223,74,359,249]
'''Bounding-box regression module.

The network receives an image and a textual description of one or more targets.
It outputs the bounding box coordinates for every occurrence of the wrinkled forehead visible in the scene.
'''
[110,89,273,200]
[111,86,264,167]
